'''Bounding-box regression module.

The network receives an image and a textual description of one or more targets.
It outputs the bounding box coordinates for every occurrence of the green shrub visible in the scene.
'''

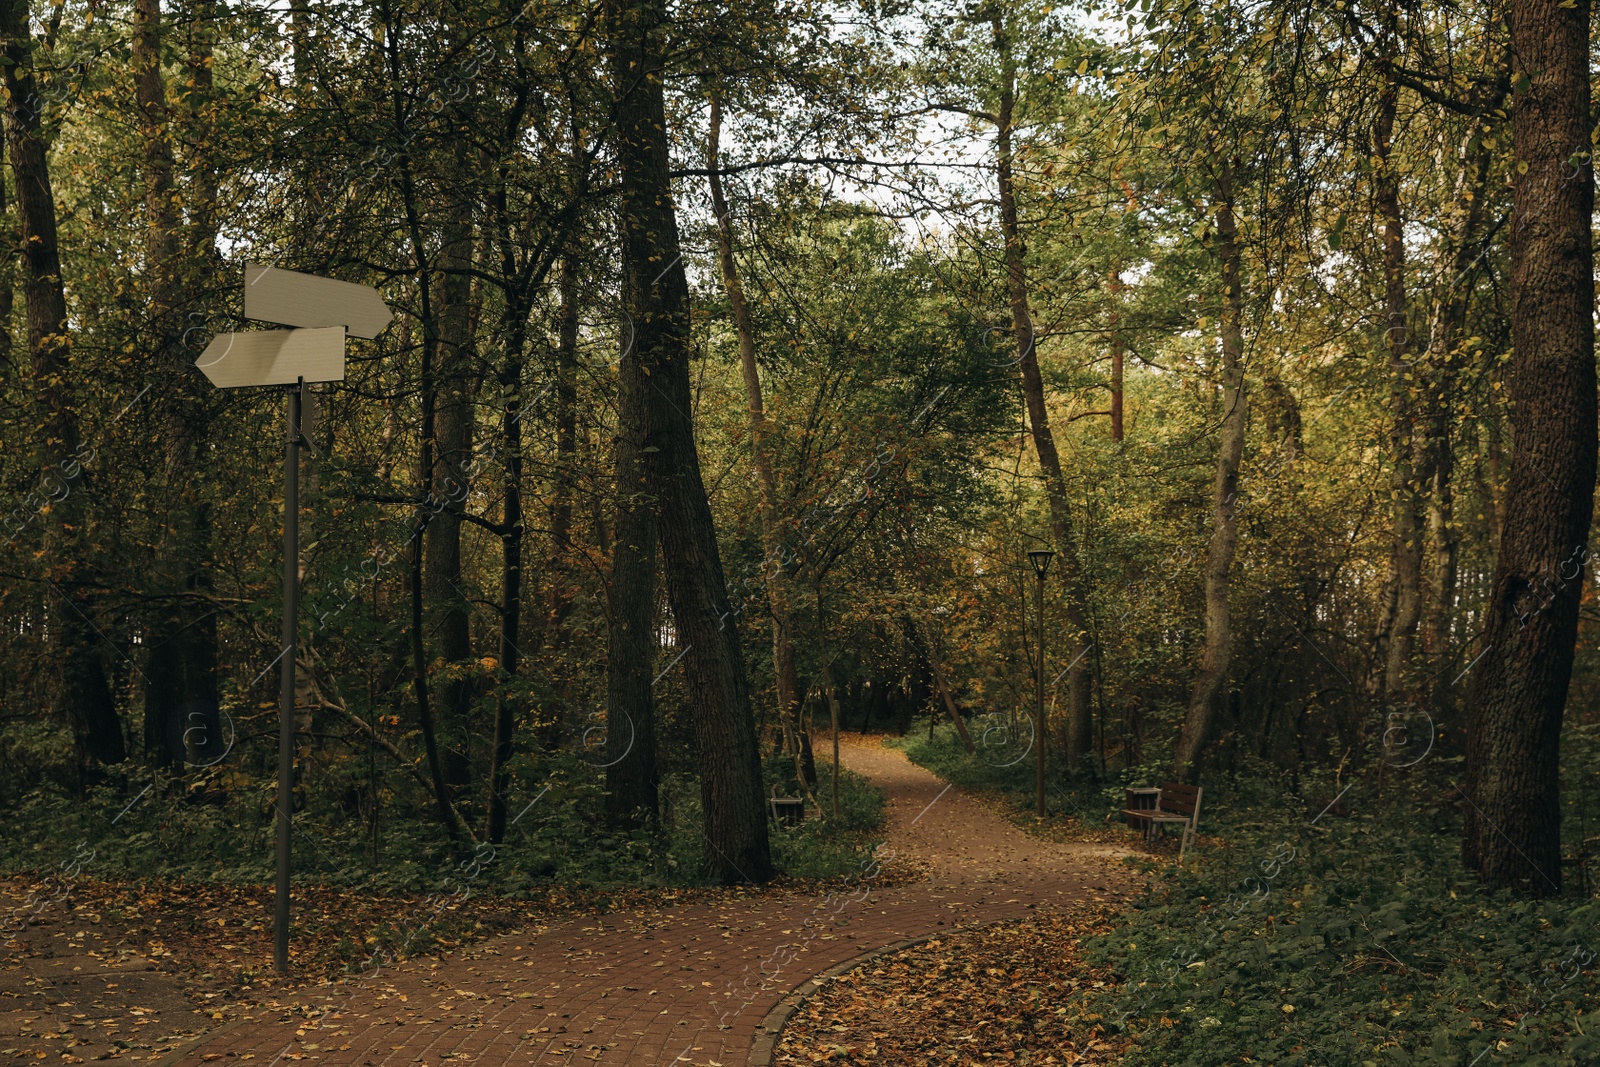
[1079,779,1600,1066]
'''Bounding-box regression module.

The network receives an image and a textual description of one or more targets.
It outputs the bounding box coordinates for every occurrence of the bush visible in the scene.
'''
[0,749,886,895]
[1078,773,1600,1066]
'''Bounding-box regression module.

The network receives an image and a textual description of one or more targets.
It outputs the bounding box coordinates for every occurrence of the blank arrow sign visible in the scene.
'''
[245,263,393,339]
[197,328,345,388]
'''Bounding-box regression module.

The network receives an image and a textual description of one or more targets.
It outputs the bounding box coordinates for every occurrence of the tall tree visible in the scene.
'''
[1373,48,1424,700]
[1461,0,1594,896]
[2,0,125,777]
[1170,154,1248,783]
[134,0,222,768]
[604,318,661,828]
[705,89,806,780]
[991,13,1093,776]
[605,0,772,882]
[424,197,476,787]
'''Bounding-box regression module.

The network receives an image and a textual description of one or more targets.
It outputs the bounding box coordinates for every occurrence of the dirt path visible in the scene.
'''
[111,737,1130,1066]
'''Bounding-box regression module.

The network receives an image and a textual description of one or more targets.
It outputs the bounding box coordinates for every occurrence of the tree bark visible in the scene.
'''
[134,0,222,769]
[992,16,1092,777]
[384,13,468,845]
[1374,61,1424,700]
[486,313,526,844]
[426,205,476,786]
[1420,131,1489,660]
[1462,0,1594,896]
[2,0,125,778]
[1108,267,1124,442]
[1170,157,1248,784]
[606,0,772,882]
[183,0,219,262]
[706,90,805,778]
[604,334,661,828]
[550,251,582,575]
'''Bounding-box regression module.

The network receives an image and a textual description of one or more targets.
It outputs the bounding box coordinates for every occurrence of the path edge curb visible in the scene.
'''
[748,923,999,1066]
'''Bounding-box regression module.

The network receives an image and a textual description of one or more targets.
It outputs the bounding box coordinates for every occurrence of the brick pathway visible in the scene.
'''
[168,737,1132,1067]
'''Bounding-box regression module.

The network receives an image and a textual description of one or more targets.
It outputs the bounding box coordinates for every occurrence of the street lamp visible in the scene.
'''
[1027,548,1054,817]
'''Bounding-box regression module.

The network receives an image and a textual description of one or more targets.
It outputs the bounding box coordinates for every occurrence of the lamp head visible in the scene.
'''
[1027,548,1054,580]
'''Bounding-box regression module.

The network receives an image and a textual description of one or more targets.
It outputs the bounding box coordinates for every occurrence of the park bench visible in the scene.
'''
[1123,782,1203,863]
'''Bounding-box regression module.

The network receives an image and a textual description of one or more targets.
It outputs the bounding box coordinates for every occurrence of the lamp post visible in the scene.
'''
[1027,548,1054,817]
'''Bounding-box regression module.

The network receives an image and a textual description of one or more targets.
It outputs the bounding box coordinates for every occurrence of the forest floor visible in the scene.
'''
[3,737,1141,1066]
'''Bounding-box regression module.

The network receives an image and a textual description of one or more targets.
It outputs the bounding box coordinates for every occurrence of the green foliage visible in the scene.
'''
[0,750,885,893]
[1079,781,1600,1066]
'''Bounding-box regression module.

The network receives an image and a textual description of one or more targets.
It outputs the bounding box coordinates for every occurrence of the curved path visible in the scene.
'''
[171,737,1131,1067]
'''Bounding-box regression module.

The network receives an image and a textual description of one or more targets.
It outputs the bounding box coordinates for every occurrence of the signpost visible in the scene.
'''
[198,263,391,974]
[196,326,345,389]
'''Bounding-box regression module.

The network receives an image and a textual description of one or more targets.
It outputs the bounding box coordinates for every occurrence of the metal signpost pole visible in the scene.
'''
[1026,548,1053,819]
[275,378,302,973]
[198,262,390,973]
[1035,569,1045,818]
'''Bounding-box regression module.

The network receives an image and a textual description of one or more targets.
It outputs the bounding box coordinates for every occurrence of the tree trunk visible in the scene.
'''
[1170,158,1248,784]
[902,616,931,737]
[1462,0,1594,896]
[1374,62,1424,700]
[549,251,579,623]
[1420,132,1489,660]
[992,16,1092,777]
[1108,267,1124,442]
[183,0,218,261]
[3,0,125,779]
[606,0,771,882]
[134,0,223,769]
[426,208,476,786]
[604,329,661,828]
[706,90,805,777]
[386,16,467,843]
[486,313,527,844]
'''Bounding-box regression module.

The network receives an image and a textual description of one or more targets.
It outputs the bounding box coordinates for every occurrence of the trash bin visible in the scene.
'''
[769,784,804,826]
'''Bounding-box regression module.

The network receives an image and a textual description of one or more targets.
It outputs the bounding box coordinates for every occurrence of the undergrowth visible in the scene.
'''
[900,719,1600,1065]
[0,745,885,896]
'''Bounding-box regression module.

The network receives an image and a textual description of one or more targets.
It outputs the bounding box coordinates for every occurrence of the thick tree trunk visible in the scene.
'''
[992,16,1092,777]
[426,211,476,786]
[183,0,218,262]
[1374,65,1424,700]
[606,0,771,882]
[1170,160,1248,784]
[3,0,125,778]
[706,91,806,777]
[1462,0,1594,896]
[134,0,222,769]
[604,336,660,828]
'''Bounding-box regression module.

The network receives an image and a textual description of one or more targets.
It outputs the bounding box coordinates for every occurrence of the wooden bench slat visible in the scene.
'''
[1123,810,1189,822]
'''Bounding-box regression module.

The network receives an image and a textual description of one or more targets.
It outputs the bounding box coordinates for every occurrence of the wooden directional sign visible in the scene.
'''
[196,327,346,389]
[244,262,393,339]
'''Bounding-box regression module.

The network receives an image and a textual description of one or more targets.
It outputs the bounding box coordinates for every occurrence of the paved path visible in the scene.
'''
[171,737,1132,1067]
[0,898,207,1063]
